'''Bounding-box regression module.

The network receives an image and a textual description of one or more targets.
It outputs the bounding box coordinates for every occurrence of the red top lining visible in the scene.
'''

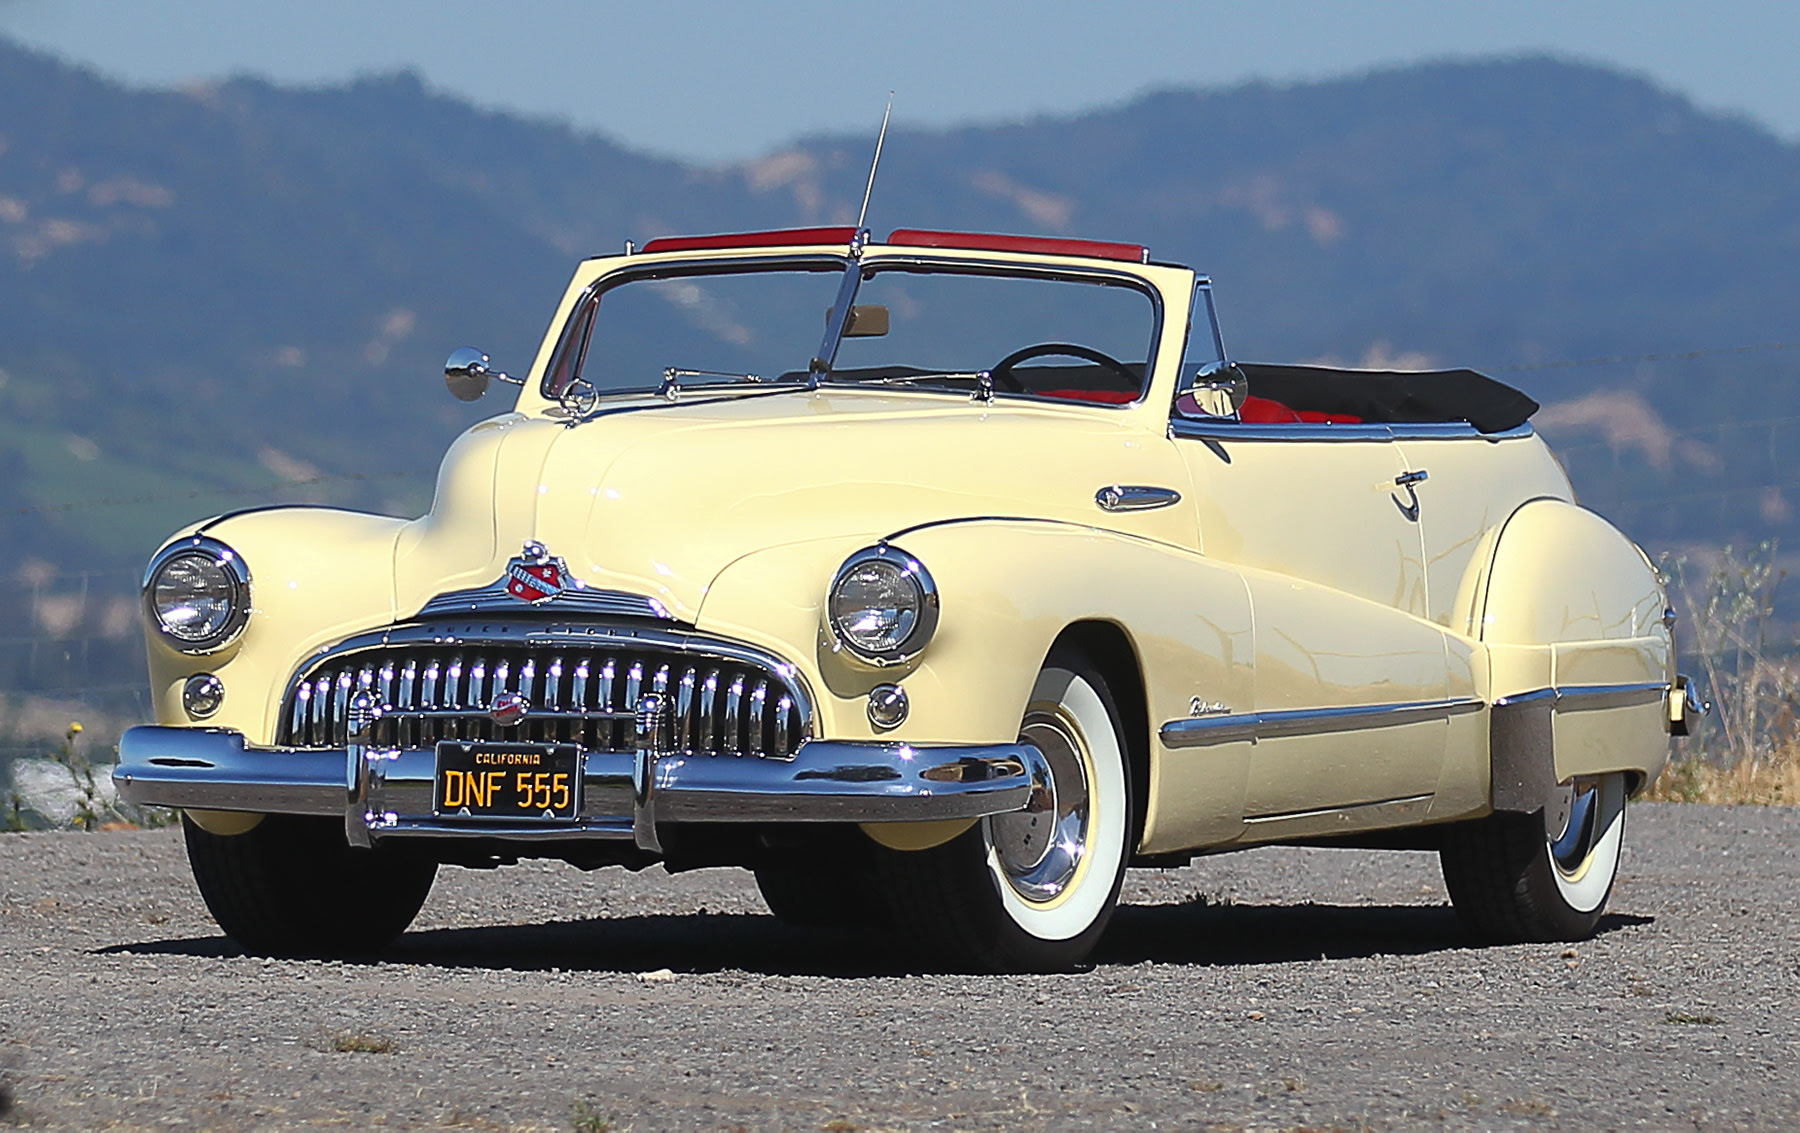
[887,228,1147,263]
[638,226,1148,263]
[640,226,860,253]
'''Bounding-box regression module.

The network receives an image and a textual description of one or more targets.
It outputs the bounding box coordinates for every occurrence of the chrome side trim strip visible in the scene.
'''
[1095,485,1182,512]
[1244,792,1434,826]
[1169,420,1536,444]
[1496,681,1668,714]
[419,580,673,620]
[1160,697,1484,750]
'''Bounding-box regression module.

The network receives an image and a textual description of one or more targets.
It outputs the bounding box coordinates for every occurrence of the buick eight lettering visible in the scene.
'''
[114,225,1696,971]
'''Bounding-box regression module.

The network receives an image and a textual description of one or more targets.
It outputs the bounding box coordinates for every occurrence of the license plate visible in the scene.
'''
[434,742,582,820]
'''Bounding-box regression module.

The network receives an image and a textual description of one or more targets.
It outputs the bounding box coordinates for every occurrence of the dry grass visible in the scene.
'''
[1646,746,1800,805]
[325,1031,397,1055]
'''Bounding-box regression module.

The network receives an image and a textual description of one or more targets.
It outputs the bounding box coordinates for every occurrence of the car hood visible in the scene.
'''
[393,390,1184,622]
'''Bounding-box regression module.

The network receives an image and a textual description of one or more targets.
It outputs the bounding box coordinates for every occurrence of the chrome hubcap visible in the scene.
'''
[1548,776,1602,874]
[988,710,1091,903]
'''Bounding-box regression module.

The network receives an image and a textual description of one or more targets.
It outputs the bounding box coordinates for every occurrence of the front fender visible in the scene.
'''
[696,521,1254,852]
[144,507,410,743]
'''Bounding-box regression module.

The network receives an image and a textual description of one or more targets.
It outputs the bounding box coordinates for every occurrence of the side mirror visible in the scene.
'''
[444,347,522,402]
[1175,359,1248,419]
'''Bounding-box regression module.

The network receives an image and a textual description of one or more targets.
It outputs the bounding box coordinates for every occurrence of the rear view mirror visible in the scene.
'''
[444,347,524,402]
[826,305,890,338]
[1176,360,1248,419]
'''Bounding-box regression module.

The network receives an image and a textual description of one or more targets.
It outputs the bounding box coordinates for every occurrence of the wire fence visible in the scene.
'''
[0,566,150,780]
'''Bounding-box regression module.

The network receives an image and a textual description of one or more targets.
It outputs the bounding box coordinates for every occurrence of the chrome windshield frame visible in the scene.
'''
[543,245,1168,412]
[812,250,1167,408]
[538,252,854,404]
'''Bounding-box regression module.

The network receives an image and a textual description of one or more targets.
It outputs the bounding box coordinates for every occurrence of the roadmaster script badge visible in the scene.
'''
[505,541,575,604]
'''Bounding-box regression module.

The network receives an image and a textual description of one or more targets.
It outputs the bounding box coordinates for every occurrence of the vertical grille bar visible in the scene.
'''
[749,681,768,757]
[291,683,312,747]
[700,670,720,753]
[597,658,616,749]
[724,675,744,755]
[676,668,697,754]
[774,694,792,756]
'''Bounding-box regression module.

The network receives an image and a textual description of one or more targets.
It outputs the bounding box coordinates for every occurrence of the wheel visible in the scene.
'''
[1439,772,1628,943]
[989,342,1139,394]
[182,813,437,957]
[873,649,1133,972]
[753,832,878,928]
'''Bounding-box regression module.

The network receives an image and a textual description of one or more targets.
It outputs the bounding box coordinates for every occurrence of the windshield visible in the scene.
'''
[543,259,1158,403]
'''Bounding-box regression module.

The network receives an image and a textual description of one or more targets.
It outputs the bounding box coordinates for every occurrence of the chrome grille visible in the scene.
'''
[278,641,806,759]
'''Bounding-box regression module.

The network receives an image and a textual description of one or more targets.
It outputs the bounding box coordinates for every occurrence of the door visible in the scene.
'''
[1171,420,1454,833]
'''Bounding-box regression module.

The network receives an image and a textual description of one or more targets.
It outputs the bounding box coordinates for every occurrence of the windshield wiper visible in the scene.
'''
[656,366,806,401]
[818,369,998,402]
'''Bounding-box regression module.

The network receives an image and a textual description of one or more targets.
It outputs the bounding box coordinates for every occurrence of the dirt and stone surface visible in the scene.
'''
[1,802,1796,1131]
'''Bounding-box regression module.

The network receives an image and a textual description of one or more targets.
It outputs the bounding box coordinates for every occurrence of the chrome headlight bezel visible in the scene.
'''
[827,543,940,665]
[142,536,252,655]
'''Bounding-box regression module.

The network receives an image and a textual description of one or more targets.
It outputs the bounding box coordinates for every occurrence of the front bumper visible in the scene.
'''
[114,723,1038,853]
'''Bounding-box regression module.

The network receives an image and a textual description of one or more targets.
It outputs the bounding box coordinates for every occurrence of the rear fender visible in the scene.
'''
[1467,498,1672,806]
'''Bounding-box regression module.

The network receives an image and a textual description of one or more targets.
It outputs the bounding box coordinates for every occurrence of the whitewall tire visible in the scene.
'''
[873,648,1133,971]
[1440,772,1628,942]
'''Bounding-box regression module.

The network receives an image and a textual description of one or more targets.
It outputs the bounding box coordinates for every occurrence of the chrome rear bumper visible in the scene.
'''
[113,721,1038,853]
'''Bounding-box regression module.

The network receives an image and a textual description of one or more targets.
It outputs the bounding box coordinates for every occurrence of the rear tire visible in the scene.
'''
[873,649,1133,972]
[1440,772,1627,943]
[183,813,437,957]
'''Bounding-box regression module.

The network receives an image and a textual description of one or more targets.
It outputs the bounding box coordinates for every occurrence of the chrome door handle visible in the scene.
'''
[1095,485,1183,512]
[1392,469,1428,522]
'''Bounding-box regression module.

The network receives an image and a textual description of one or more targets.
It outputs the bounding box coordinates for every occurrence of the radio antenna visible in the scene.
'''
[856,92,894,233]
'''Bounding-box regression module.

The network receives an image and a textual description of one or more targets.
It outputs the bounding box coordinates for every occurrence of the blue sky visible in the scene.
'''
[2,1,1797,162]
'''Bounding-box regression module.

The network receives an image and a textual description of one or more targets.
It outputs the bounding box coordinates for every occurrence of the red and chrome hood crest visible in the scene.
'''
[505,541,575,604]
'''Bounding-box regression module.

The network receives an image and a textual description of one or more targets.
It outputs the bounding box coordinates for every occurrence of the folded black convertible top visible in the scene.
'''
[1241,363,1539,435]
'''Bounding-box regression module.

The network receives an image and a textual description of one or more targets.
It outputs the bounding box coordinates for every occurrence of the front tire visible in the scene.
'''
[873,649,1133,971]
[1439,772,1628,942]
[753,830,878,928]
[183,813,437,957]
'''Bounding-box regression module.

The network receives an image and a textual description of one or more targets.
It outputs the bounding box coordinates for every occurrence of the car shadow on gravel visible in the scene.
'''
[96,903,1653,976]
[1096,901,1652,966]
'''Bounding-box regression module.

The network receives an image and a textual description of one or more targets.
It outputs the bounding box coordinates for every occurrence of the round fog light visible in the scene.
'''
[183,673,225,719]
[867,683,909,729]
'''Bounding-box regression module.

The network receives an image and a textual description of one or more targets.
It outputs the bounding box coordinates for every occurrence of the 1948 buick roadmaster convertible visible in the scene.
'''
[114,225,1699,971]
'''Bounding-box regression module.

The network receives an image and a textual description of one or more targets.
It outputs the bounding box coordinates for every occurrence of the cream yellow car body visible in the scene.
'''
[135,236,1673,864]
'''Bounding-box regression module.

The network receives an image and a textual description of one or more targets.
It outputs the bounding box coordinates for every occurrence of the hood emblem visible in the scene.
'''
[505,540,576,604]
[489,692,530,726]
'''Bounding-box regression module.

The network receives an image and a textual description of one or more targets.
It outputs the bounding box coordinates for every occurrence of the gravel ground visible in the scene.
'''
[1,803,1796,1131]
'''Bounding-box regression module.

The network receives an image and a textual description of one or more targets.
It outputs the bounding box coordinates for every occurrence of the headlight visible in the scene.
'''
[143,536,251,653]
[827,544,939,664]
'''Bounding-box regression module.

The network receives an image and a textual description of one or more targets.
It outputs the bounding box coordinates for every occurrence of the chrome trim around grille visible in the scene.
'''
[418,579,673,620]
[278,621,813,760]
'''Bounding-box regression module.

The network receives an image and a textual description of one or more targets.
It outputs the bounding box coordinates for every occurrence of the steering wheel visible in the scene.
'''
[988,342,1138,394]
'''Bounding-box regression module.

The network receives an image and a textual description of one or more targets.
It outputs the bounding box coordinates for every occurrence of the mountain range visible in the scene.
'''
[2,37,1798,706]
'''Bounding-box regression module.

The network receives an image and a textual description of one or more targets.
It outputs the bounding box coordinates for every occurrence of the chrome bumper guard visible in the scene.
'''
[114,702,1038,854]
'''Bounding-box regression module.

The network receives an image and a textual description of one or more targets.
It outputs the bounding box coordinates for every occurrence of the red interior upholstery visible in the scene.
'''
[1040,389,1364,421]
[1239,394,1363,425]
